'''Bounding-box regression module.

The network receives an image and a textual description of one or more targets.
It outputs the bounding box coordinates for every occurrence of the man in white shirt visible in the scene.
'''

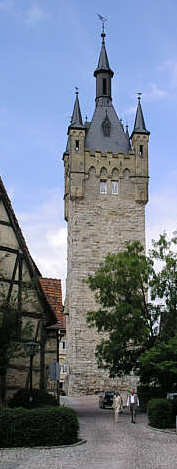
[127,389,139,423]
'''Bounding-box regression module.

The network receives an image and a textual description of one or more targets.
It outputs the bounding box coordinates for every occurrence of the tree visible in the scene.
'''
[149,233,177,342]
[86,234,177,380]
[139,335,177,393]
[86,241,158,376]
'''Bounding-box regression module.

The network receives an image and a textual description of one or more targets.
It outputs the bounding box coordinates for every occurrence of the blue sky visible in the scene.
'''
[0,0,177,296]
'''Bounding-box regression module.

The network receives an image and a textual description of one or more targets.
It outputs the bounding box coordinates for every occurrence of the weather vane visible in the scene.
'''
[97,14,107,34]
[75,86,79,94]
[137,92,142,101]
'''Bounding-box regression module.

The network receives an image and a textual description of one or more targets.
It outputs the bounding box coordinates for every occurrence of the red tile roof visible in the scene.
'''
[39,278,65,330]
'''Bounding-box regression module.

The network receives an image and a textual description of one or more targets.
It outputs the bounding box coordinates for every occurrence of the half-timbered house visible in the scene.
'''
[0,176,65,400]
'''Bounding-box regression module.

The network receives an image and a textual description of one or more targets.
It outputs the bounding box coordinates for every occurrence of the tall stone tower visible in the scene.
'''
[63,29,150,395]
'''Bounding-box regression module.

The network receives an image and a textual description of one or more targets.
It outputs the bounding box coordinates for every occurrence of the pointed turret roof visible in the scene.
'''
[132,96,150,136]
[94,32,113,76]
[85,32,130,155]
[70,91,84,129]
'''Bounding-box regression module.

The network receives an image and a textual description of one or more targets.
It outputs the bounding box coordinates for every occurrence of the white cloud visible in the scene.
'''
[158,60,177,90]
[25,4,49,26]
[144,83,168,102]
[124,105,137,116]
[146,188,177,251]
[17,189,67,298]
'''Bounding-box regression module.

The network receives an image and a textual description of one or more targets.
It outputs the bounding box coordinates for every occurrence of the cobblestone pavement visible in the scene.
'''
[0,395,177,469]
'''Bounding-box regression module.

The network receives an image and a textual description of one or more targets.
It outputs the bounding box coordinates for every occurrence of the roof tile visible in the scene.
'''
[39,278,65,329]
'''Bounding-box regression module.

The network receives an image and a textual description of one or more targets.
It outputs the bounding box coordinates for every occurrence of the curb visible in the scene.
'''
[0,439,87,451]
[147,425,177,435]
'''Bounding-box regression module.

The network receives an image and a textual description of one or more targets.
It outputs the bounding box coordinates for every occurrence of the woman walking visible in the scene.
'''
[113,392,122,422]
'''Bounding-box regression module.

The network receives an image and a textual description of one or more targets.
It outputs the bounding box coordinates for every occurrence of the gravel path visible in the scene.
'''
[0,395,177,469]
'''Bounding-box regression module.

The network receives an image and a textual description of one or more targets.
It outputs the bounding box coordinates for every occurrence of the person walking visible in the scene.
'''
[127,388,139,423]
[113,392,122,422]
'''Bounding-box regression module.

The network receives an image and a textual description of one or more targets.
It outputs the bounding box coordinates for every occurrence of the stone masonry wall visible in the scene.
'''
[64,137,149,395]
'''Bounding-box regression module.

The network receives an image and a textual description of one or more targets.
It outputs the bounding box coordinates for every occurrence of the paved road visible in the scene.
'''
[0,395,177,469]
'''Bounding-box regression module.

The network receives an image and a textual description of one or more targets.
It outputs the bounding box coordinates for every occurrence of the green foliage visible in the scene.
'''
[137,384,165,412]
[149,233,177,341]
[0,406,79,447]
[147,398,174,428]
[139,335,177,393]
[8,388,58,409]
[86,240,157,376]
[86,233,177,385]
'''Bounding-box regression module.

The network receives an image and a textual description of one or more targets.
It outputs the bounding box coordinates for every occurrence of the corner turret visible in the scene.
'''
[63,90,86,221]
[131,95,150,204]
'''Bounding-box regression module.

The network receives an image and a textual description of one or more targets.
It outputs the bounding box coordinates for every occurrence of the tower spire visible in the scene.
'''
[94,24,114,103]
[132,94,150,136]
[70,88,83,129]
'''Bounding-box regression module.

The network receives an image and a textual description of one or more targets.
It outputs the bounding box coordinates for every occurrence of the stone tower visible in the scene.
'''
[63,30,150,395]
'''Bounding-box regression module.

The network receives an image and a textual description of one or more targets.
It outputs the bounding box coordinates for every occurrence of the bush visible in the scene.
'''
[147,398,174,428]
[137,385,165,412]
[8,388,57,408]
[0,406,79,447]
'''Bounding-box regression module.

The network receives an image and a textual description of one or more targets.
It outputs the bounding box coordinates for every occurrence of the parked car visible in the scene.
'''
[167,393,177,400]
[99,391,114,409]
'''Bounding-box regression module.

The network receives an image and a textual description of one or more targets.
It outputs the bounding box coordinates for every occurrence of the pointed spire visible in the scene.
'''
[70,89,84,129]
[132,94,150,135]
[94,31,113,76]
[94,30,114,103]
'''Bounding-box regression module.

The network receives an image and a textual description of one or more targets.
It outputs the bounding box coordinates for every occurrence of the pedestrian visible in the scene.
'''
[127,388,139,423]
[113,392,122,422]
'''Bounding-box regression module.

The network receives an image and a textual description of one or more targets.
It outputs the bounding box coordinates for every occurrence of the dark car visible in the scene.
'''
[99,391,114,409]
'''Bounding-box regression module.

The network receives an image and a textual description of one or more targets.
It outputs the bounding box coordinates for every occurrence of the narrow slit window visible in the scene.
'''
[103,78,107,95]
[75,140,79,151]
[139,145,144,157]
[112,181,118,195]
[100,180,107,194]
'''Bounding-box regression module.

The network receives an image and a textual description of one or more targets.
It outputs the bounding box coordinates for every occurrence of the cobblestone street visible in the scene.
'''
[0,396,177,469]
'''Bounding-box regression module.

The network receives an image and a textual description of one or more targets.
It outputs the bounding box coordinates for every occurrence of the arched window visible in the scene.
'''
[123,169,130,179]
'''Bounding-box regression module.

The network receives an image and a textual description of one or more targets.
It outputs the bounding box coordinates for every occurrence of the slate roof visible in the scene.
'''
[132,97,150,136]
[70,92,84,129]
[39,278,65,330]
[85,100,130,154]
[85,34,130,154]
[94,33,113,76]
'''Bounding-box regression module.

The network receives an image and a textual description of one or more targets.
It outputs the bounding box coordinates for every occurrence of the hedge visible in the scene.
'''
[8,388,58,409]
[0,406,79,447]
[147,398,175,429]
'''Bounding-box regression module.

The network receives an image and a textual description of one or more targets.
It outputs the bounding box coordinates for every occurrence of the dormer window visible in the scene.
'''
[102,112,111,137]
[75,140,79,151]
